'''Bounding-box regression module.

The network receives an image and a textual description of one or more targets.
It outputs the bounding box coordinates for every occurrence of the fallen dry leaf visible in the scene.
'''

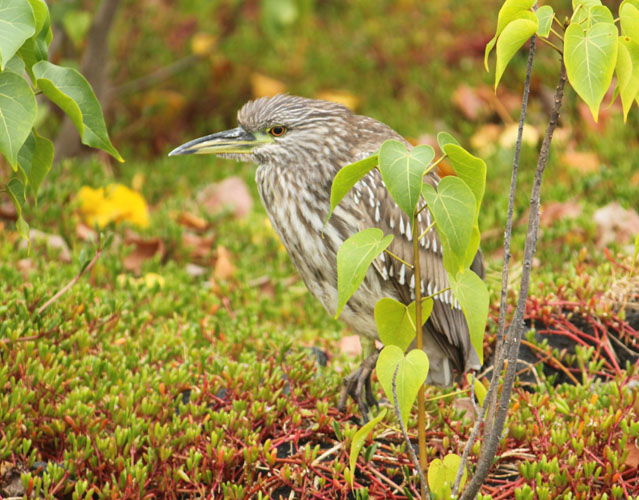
[177,211,208,231]
[181,231,214,260]
[594,202,639,247]
[250,73,286,98]
[197,177,253,218]
[453,84,489,121]
[470,123,502,156]
[625,442,639,468]
[123,235,165,273]
[213,245,235,280]
[560,150,600,174]
[452,397,476,418]
[540,201,582,227]
[315,90,360,110]
[499,123,540,149]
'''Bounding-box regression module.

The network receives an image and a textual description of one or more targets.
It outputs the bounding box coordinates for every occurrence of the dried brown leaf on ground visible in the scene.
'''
[470,123,502,156]
[181,231,215,260]
[539,201,582,228]
[560,150,600,174]
[123,234,165,273]
[499,123,540,149]
[626,442,639,468]
[213,245,235,280]
[594,202,639,248]
[453,84,489,121]
[176,211,208,231]
[0,201,17,221]
[197,177,253,218]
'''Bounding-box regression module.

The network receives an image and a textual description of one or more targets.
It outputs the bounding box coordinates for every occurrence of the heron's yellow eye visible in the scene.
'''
[269,126,287,137]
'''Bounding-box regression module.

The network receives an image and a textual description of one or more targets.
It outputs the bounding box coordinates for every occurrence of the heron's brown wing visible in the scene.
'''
[351,168,482,373]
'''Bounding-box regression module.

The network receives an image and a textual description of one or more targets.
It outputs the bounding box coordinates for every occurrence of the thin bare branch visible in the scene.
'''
[453,30,538,499]
[36,247,103,316]
[460,59,568,500]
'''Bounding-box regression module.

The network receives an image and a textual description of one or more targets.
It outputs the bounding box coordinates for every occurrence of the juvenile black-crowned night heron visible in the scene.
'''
[170,95,484,417]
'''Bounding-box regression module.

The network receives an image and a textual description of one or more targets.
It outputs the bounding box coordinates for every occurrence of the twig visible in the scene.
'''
[487,28,538,435]
[392,365,430,500]
[460,58,568,500]
[453,26,538,499]
[384,249,414,269]
[310,442,342,466]
[36,247,103,316]
[418,222,435,242]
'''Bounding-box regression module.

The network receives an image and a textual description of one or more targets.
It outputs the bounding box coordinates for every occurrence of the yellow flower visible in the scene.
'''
[77,183,149,228]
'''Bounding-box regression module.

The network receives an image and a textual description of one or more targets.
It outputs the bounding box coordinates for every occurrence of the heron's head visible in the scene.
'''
[169,95,357,168]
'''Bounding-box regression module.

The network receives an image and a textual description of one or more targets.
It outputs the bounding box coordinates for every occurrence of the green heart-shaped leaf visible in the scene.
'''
[590,5,614,24]
[0,72,37,168]
[428,453,466,499]
[375,297,433,352]
[0,0,35,70]
[441,144,486,215]
[17,130,53,199]
[33,61,123,161]
[448,269,488,364]
[423,177,476,275]
[615,37,639,120]
[495,12,538,89]
[327,154,378,224]
[564,22,618,122]
[485,0,536,70]
[436,131,460,151]
[621,2,639,42]
[535,5,554,37]
[376,345,429,422]
[572,0,603,24]
[379,140,434,218]
[336,228,393,318]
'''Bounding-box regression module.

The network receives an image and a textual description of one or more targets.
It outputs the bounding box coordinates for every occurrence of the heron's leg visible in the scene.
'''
[337,349,380,423]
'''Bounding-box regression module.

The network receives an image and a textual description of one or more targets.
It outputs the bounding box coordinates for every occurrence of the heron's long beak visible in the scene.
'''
[168,127,271,156]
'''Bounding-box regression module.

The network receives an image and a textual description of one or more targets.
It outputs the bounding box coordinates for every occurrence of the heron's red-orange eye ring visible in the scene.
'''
[269,126,286,137]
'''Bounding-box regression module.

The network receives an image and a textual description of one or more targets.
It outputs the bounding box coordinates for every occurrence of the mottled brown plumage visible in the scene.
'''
[170,95,484,415]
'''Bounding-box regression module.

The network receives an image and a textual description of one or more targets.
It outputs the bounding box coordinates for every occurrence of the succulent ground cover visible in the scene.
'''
[1,156,638,499]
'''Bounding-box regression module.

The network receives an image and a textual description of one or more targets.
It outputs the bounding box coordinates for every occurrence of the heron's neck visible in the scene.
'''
[255,161,336,214]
